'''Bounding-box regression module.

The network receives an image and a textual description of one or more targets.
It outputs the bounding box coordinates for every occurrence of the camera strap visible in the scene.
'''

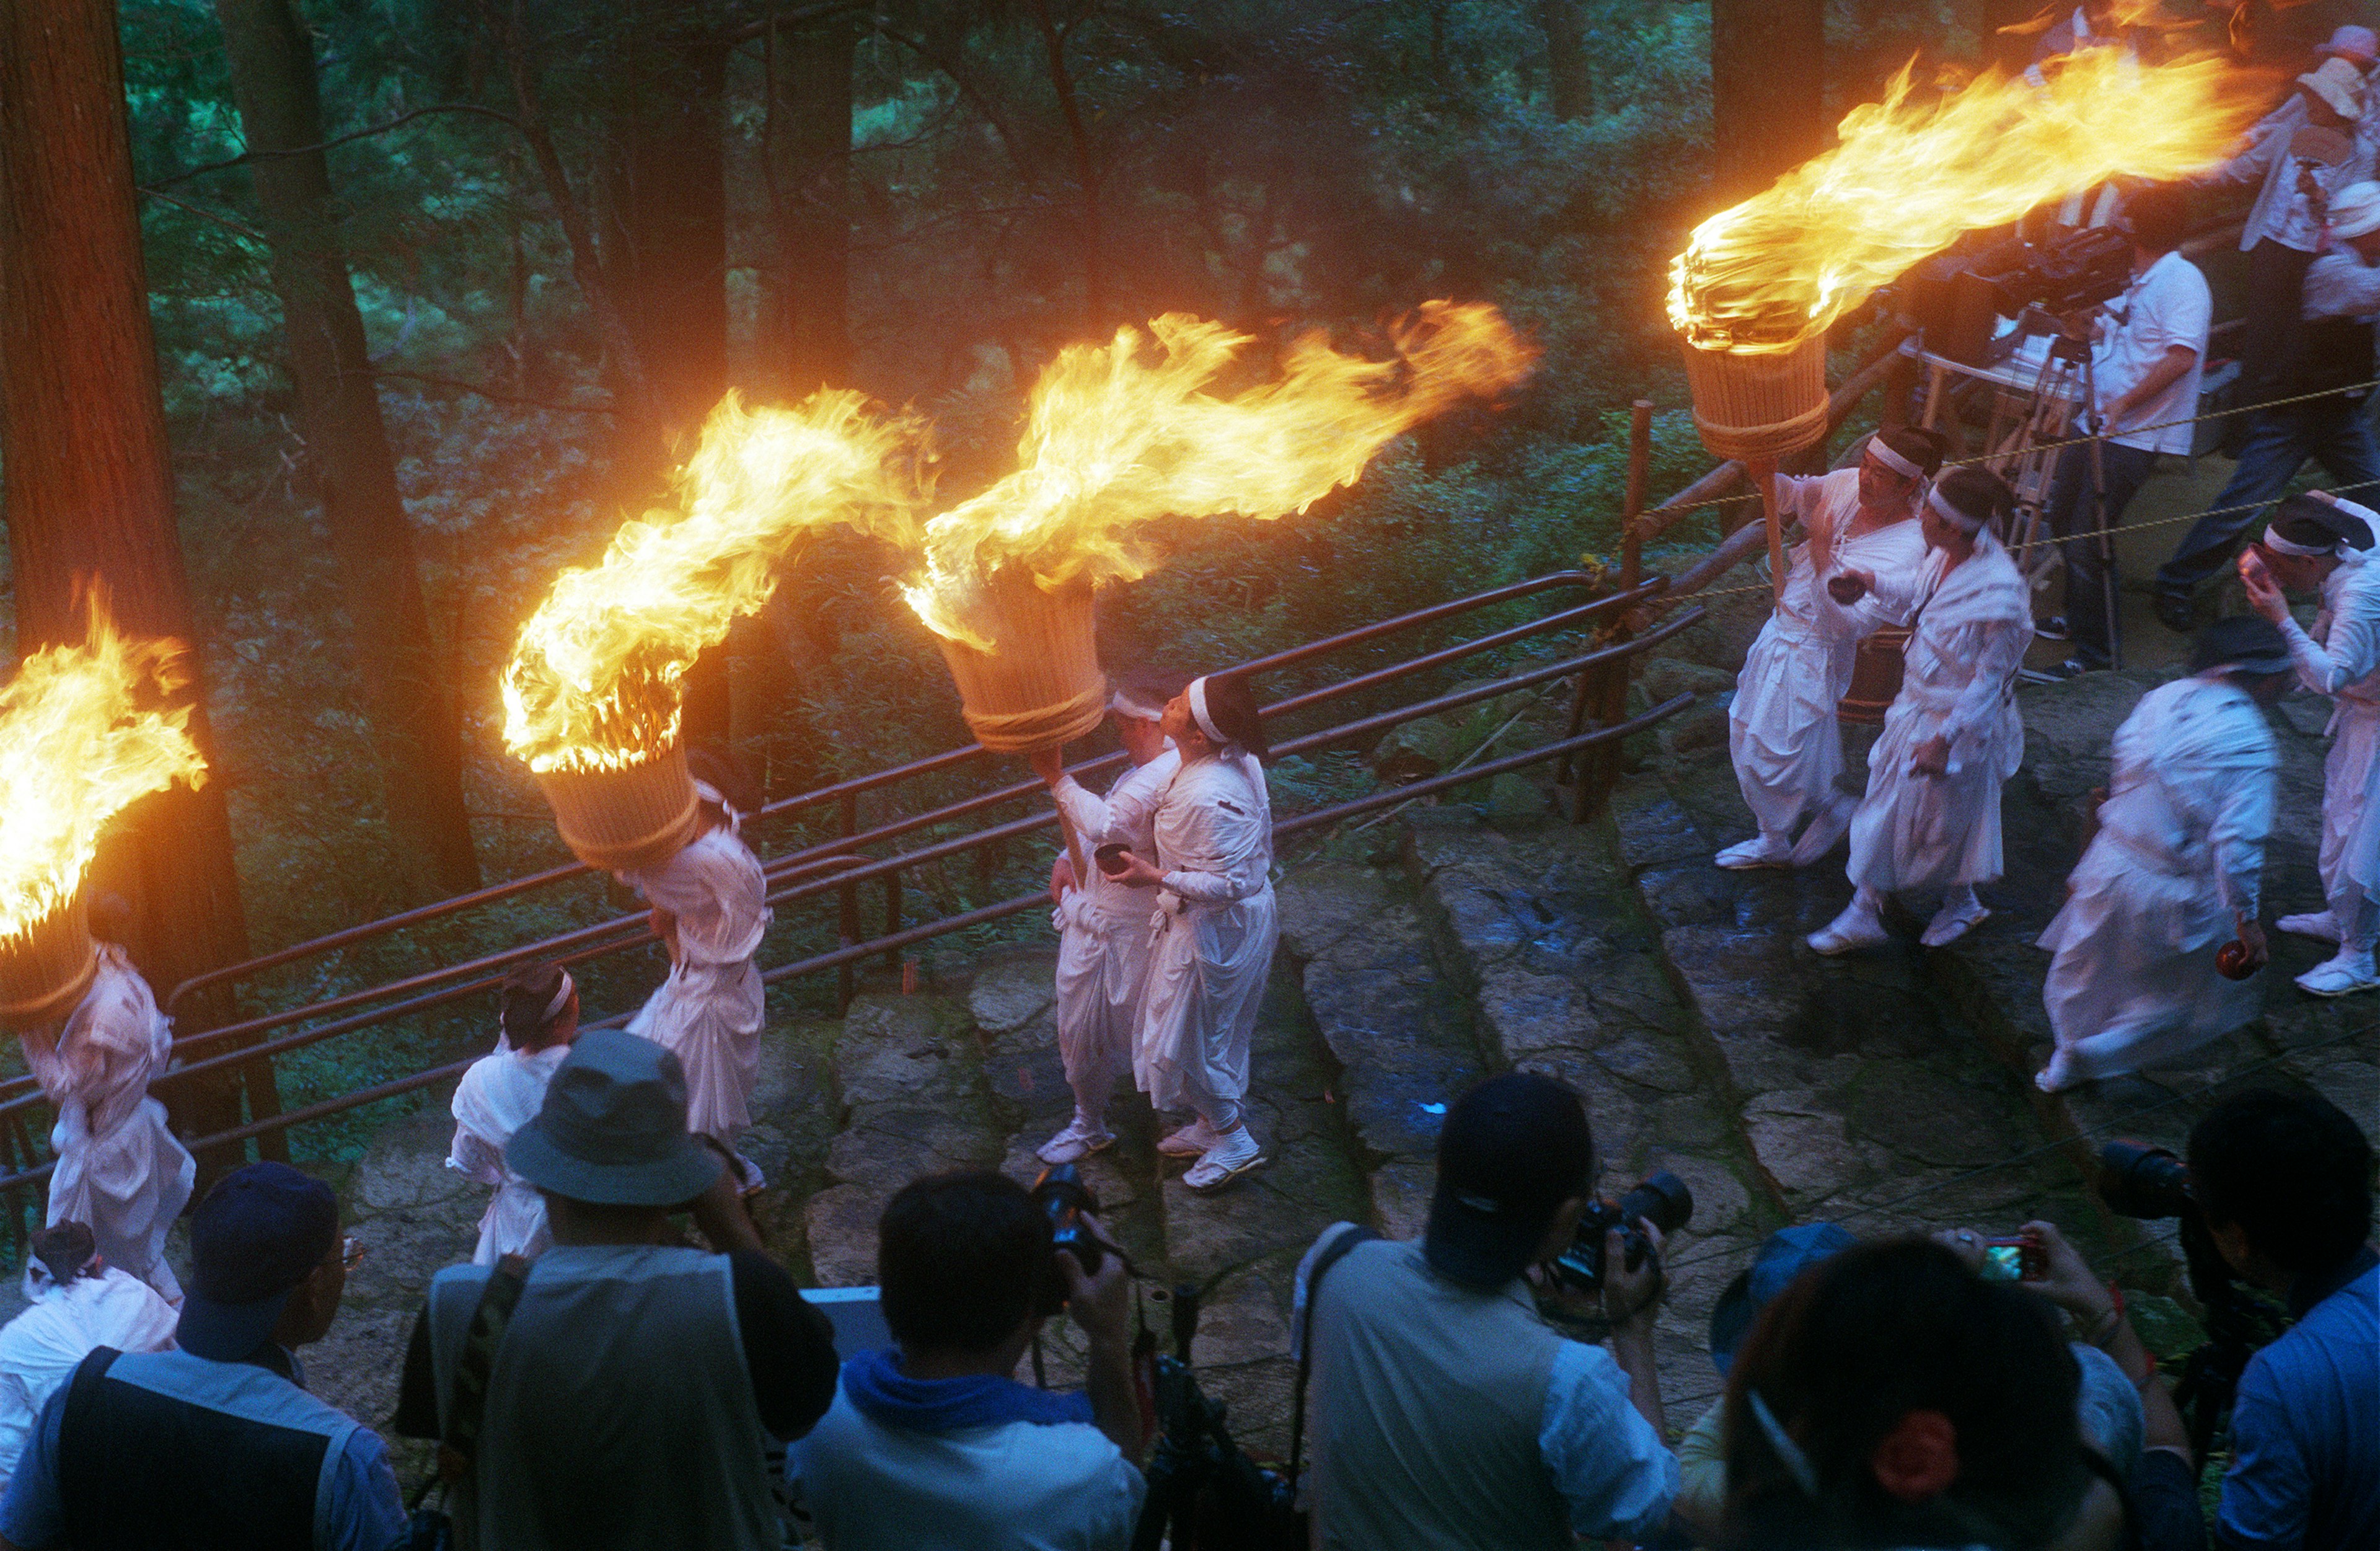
[1287,1224,1377,1489]
[438,1252,532,1488]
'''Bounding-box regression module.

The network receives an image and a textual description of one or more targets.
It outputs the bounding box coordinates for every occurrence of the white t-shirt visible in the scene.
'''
[798,1381,1144,1551]
[2091,249,2211,456]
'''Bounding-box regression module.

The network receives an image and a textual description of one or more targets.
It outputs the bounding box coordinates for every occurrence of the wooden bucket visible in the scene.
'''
[0,891,98,1029]
[933,570,1108,753]
[1838,626,1910,726]
[533,741,704,873]
[1678,336,1830,464]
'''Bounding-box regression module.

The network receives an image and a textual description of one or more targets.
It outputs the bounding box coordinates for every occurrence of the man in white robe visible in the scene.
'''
[2036,619,2293,1091]
[2240,490,2380,996]
[1030,689,1182,1164]
[1106,675,1277,1193]
[19,941,195,1303]
[623,782,771,1190]
[1722,433,1939,870]
[449,965,580,1263]
[1810,472,2032,955]
[0,1222,176,1496]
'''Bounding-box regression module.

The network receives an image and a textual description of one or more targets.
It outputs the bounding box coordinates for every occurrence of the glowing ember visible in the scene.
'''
[503,391,925,774]
[900,303,1536,650]
[1668,48,2267,354]
[0,599,206,940]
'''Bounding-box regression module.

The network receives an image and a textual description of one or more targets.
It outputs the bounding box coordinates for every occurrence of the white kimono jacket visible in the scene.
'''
[0,1264,177,1494]
[1730,472,1931,837]
[20,947,195,1303]
[1135,751,1276,1122]
[623,823,770,1160]
[2038,676,2275,1085]
[1051,749,1181,1099]
[449,1037,572,1264]
[1846,531,2032,896]
[2274,548,2380,908]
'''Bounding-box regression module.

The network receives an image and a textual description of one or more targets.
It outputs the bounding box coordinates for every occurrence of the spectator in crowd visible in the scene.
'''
[0,1223,177,1498]
[2157,181,2380,626]
[395,1028,839,1551]
[2037,184,2208,674]
[447,960,580,1263]
[0,1162,405,1551]
[798,1170,1144,1551]
[1719,1238,2094,1551]
[2188,1090,2376,1551]
[1298,1071,1678,1549]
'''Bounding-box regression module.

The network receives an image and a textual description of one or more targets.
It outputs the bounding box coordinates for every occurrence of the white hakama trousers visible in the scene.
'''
[48,1096,194,1305]
[2319,703,2380,946]
[627,958,764,1188]
[1137,888,1277,1133]
[1729,621,1854,841]
[1052,897,1153,1119]
[1847,694,2018,898]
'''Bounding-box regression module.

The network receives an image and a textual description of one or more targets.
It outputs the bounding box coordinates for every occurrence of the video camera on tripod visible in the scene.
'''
[1906,226,2135,369]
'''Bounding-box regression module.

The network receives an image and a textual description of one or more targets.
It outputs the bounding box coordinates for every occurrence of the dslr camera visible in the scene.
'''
[1031,1163,1105,1314]
[1551,1171,1694,1292]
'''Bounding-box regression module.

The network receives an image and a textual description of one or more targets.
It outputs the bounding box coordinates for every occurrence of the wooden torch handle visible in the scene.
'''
[1749,459,1786,604]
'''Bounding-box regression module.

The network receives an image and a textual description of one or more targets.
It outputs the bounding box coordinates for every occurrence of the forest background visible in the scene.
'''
[0,0,2351,1161]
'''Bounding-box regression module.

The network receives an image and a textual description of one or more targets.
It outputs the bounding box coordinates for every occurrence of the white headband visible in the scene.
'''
[1186,677,1228,744]
[1109,689,1166,723]
[1865,438,1922,480]
[2262,524,2338,559]
[1926,486,1986,534]
[544,969,576,1023]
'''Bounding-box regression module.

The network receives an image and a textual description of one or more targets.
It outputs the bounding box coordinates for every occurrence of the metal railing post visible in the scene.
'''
[1565,400,1653,821]
[883,871,903,973]
[837,792,859,1012]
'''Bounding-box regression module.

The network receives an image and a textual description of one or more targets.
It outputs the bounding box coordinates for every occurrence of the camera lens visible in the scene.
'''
[1615,1171,1695,1237]
[2098,1140,2193,1219]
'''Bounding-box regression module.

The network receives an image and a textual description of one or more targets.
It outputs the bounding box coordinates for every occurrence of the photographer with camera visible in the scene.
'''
[798,1169,1144,1551]
[2035,184,2208,677]
[1295,1071,1679,1549]
[2187,1090,2377,1551]
[2158,181,2380,630]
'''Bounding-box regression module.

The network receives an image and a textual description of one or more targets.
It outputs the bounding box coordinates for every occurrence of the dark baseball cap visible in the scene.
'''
[1424,1071,1595,1289]
[176,1162,340,1361]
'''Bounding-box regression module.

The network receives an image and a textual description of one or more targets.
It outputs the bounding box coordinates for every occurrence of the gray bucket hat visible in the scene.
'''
[505,1029,722,1207]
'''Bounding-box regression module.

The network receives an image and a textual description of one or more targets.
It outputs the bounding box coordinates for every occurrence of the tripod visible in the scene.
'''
[1996,326,2123,671]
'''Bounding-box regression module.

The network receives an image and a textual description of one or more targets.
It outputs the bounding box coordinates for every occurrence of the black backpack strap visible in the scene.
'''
[438,1253,531,1487]
[1286,1224,1376,1485]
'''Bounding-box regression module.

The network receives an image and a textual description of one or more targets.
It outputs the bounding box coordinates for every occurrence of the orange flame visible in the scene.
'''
[502,391,927,773]
[1668,48,2268,354]
[0,598,206,940]
[902,302,1536,649]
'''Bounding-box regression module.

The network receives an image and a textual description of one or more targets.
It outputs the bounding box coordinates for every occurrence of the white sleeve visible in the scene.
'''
[1942,617,2030,762]
[447,1125,506,1188]
[1050,775,1116,845]
[1536,1341,1680,1542]
[1160,771,1269,905]
[2281,600,2380,696]
[2205,735,2277,922]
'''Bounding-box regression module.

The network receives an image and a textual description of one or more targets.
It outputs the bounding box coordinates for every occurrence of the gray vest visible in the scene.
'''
[1310,1237,1570,1550]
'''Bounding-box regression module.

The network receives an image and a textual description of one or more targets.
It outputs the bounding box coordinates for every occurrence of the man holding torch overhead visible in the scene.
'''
[17,899,194,1305]
[1027,678,1181,1165]
[2239,490,2380,997]
[1088,674,1277,1194]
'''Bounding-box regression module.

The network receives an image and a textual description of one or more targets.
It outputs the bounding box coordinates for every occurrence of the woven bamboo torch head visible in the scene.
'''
[933,570,1109,754]
[0,891,99,1030]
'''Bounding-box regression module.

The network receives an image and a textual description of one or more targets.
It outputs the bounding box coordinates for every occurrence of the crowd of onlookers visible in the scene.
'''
[0,1027,2363,1550]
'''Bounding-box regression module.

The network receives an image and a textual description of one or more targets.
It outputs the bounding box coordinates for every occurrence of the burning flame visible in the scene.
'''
[0,598,206,940]
[1668,48,2268,353]
[902,302,1537,649]
[503,391,926,773]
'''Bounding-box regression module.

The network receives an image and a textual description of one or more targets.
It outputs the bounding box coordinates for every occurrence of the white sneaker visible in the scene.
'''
[1808,901,1889,956]
[1183,1126,1266,1193]
[1788,798,1854,868]
[2295,950,2380,998]
[2277,911,2342,943]
[1036,1116,1117,1165]
[1716,836,1792,870]
[1157,1118,1220,1159]
[1921,895,1991,948]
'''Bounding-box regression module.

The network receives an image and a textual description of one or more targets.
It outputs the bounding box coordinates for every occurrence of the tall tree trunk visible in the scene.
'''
[0,0,281,1160]
[1538,0,1592,122]
[1026,0,1106,325]
[768,14,855,393]
[211,0,481,902]
[1709,0,1827,207]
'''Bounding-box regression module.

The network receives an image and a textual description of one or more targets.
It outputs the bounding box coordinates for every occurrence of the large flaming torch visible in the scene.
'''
[901,302,1537,750]
[0,599,208,1027]
[1667,48,2266,593]
[503,391,924,868]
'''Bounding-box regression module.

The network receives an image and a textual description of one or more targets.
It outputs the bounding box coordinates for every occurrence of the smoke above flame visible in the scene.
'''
[902,301,1537,650]
[0,598,207,940]
[1668,47,2269,354]
[502,391,927,774]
